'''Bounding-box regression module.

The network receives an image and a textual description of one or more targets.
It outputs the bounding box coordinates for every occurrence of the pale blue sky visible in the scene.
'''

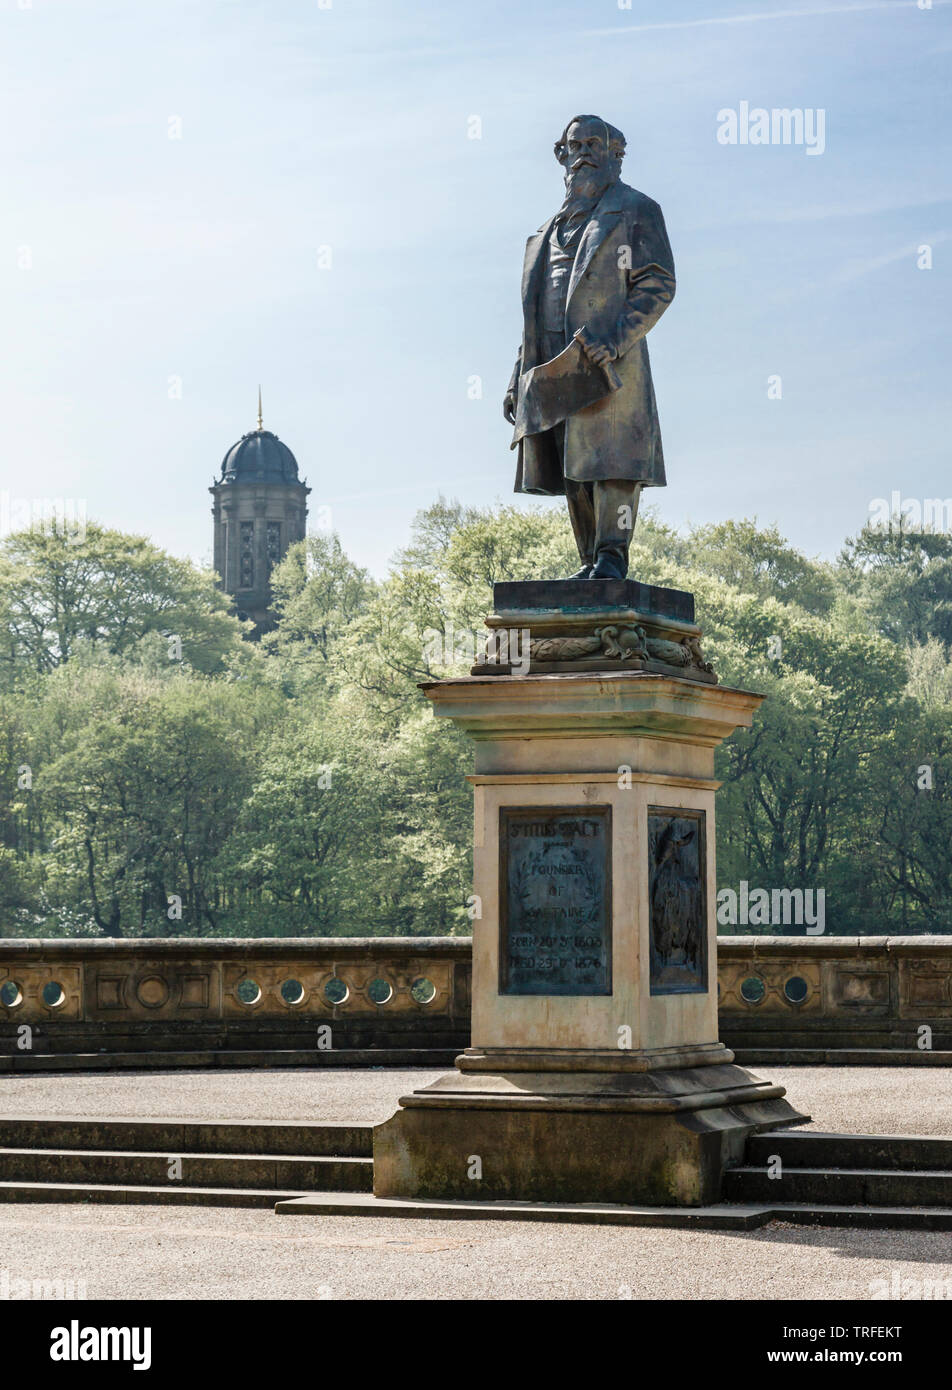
[2,0,950,576]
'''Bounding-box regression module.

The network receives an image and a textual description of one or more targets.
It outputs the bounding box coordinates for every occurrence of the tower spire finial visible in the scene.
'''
[256,385,263,431]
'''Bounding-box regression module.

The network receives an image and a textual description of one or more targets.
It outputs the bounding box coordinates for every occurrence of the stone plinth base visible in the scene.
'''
[373,1059,808,1207]
[402,650,807,1207]
[471,579,716,681]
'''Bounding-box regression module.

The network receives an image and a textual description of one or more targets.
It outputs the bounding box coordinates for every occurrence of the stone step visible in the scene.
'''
[0,1147,373,1192]
[768,1204,952,1231]
[723,1166,952,1207]
[732,1048,952,1067]
[0,1181,314,1209]
[276,1191,775,1229]
[2,1047,949,1072]
[0,1117,373,1157]
[0,1048,458,1073]
[275,1191,952,1232]
[747,1130,952,1171]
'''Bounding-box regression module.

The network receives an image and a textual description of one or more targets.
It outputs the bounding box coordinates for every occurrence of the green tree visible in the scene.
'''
[34,663,268,935]
[687,519,836,616]
[838,519,952,647]
[3,505,952,940]
[0,523,244,680]
[266,533,374,667]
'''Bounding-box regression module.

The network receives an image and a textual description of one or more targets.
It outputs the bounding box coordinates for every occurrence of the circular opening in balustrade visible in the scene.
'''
[410,977,436,1005]
[135,974,170,1009]
[740,975,766,1005]
[324,977,348,1005]
[367,977,393,1005]
[411,973,436,1006]
[280,978,305,1006]
[0,981,22,1008]
[235,978,261,1006]
[784,975,809,1005]
[42,981,65,1008]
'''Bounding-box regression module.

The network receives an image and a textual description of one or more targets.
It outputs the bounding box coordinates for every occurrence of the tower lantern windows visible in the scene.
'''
[266,521,282,572]
[239,520,255,590]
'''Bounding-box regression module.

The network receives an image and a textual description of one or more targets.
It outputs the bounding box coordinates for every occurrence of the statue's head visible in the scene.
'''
[554,115,626,198]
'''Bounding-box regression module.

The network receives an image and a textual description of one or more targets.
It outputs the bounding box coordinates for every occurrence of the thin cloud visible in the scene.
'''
[703,195,952,230]
[833,232,949,283]
[758,232,949,305]
[585,2,943,38]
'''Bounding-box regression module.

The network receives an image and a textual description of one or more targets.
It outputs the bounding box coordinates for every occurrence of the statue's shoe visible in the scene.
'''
[565,565,593,580]
[589,555,627,581]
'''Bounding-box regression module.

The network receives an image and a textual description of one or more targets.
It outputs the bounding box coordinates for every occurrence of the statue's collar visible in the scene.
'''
[537,179,626,233]
[589,178,627,215]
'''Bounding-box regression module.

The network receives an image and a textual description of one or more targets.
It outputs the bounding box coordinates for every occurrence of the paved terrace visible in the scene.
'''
[0,1066,949,1300]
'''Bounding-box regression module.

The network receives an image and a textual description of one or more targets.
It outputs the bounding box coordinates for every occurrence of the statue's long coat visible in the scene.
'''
[510,180,676,496]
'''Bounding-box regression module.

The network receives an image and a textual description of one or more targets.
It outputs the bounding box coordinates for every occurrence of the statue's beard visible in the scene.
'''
[564,162,615,204]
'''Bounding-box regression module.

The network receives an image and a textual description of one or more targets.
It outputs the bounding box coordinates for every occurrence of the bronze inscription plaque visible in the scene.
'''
[648,806,708,995]
[499,805,612,996]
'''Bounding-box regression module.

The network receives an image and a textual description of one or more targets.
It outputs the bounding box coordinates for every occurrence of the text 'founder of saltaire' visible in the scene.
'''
[504,114,675,582]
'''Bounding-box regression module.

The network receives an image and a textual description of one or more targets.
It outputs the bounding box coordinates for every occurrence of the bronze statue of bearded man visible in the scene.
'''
[504,115,676,581]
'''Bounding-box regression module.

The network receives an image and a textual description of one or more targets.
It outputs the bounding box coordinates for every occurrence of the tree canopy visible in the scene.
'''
[1,507,950,937]
[0,523,244,677]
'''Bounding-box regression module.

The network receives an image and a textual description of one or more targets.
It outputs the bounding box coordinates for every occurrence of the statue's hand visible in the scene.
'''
[503,391,517,426]
[580,335,618,367]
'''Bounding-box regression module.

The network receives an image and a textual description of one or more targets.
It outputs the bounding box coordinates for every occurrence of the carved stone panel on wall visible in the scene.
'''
[899,960,952,1016]
[499,805,612,996]
[648,807,707,995]
[85,961,220,1020]
[832,969,890,1011]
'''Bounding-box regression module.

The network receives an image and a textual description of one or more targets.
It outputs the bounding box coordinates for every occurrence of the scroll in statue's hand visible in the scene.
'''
[503,391,517,425]
[578,334,618,367]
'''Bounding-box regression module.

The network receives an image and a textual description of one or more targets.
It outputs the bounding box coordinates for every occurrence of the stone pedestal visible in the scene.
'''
[374,587,807,1206]
[472,578,716,679]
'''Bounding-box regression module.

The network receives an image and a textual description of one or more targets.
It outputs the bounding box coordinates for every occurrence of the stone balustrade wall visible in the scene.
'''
[0,939,473,1058]
[717,936,952,1053]
[1,935,950,1058]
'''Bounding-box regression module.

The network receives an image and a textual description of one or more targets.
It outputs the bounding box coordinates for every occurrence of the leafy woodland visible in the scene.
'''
[1,505,951,938]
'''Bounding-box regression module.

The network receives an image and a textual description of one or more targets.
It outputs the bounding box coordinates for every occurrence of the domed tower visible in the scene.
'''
[210,389,310,636]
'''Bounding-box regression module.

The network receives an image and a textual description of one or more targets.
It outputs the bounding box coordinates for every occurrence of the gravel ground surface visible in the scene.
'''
[0,1068,443,1123]
[771,1067,952,1136]
[0,1065,949,1134]
[0,1205,947,1301]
